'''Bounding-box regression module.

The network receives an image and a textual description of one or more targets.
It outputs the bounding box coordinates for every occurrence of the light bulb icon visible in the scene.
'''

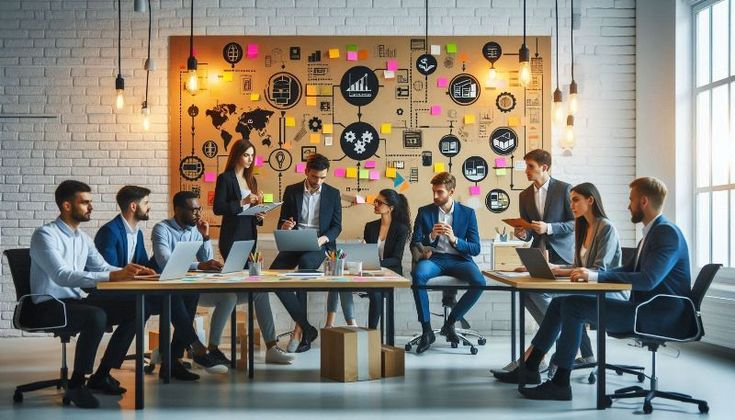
[275,151,285,169]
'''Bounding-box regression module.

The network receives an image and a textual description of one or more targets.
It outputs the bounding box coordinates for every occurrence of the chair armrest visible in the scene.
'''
[633,294,700,342]
[13,294,68,331]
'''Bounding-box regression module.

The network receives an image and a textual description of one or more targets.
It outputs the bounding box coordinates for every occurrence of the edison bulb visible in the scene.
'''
[553,101,565,126]
[116,90,125,109]
[142,105,150,131]
[564,115,575,149]
[485,67,497,88]
[568,92,578,116]
[518,61,532,88]
[186,70,198,95]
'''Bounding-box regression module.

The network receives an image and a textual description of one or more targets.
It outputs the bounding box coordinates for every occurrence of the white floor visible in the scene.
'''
[0,334,733,419]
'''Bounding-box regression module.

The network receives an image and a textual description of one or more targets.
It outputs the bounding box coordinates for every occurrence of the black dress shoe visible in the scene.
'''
[494,366,541,385]
[440,321,460,344]
[161,360,200,381]
[415,330,436,354]
[87,373,127,395]
[518,380,572,401]
[296,325,318,353]
[64,384,100,409]
[208,347,231,365]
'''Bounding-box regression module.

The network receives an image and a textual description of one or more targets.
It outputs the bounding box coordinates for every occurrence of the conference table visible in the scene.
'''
[482,270,632,410]
[97,269,411,410]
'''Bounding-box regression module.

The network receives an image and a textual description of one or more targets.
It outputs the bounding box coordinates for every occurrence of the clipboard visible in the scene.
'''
[502,218,535,230]
[238,202,283,216]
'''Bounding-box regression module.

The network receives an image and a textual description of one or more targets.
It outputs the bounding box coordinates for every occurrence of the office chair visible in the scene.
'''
[5,248,80,405]
[604,263,721,414]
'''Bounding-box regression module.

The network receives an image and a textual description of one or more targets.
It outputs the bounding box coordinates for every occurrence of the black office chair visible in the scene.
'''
[604,263,721,414]
[4,248,81,404]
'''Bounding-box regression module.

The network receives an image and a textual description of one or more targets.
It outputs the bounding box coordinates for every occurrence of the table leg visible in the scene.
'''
[161,294,171,383]
[597,294,607,410]
[230,306,237,370]
[386,289,395,346]
[135,294,145,410]
[518,291,526,390]
[511,291,517,361]
[379,291,385,344]
[248,293,255,379]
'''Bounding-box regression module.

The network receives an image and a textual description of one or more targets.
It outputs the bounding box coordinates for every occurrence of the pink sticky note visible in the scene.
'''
[347,51,358,61]
[437,77,448,88]
[254,156,264,167]
[369,170,380,180]
[470,185,481,196]
[204,172,216,183]
[430,105,442,116]
[386,59,398,71]
[334,167,347,177]
[246,44,259,58]
[295,162,306,173]
[364,160,377,168]
[495,157,506,167]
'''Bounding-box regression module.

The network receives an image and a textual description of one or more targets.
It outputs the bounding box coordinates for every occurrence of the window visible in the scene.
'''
[693,0,735,268]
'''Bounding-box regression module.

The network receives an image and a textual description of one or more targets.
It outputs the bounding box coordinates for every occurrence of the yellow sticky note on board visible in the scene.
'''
[329,48,340,58]
[262,193,274,203]
[306,85,318,96]
[346,167,358,178]
[508,116,521,127]
[322,123,333,134]
[320,85,333,95]
[464,114,475,124]
[250,93,260,101]
[223,72,233,82]
[306,96,317,106]
[285,116,296,127]
[434,162,445,173]
[310,133,321,144]
[380,123,392,134]
[386,167,397,178]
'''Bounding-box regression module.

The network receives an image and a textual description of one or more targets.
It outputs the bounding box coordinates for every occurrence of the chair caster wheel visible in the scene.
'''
[144,364,156,374]
[588,372,596,384]
[643,402,653,414]
[450,342,458,349]
[615,369,624,376]
[62,397,71,406]
[699,403,709,414]
[13,391,23,403]
[462,340,469,346]
[637,374,646,383]
[470,347,478,355]
[404,344,412,352]
[604,396,613,408]
[477,338,487,345]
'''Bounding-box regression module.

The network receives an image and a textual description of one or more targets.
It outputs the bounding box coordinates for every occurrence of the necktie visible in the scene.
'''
[633,238,644,271]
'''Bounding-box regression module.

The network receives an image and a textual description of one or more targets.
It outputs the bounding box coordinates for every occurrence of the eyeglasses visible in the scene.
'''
[373,199,386,207]
[182,206,202,214]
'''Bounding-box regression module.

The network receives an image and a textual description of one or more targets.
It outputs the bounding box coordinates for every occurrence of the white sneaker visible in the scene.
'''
[265,346,295,364]
[286,337,299,353]
[575,355,596,366]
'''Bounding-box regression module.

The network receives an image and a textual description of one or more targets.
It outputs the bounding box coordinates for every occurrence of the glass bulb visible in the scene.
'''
[485,67,497,88]
[142,105,151,131]
[115,90,124,109]
[568,92,578,115]
[553,102,565,126]
[564,122,575,148]
[186,69,198,95]
[518,61,532,88]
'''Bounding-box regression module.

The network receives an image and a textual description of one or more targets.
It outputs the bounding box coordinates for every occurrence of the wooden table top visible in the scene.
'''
[482,270,632,292]
[97,269,411,291]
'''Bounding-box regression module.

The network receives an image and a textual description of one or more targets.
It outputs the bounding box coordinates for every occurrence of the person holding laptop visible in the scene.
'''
[149,191,228,375]
[29,180,155,408]
[210,139,293,364]
[410,172,485,354]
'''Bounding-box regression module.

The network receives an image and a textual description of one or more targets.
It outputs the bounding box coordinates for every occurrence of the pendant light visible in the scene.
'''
[518,0,531,88]
[185,0,198,95]
[115,0,125,109]
[141,0,152,130]
[568,0,579,116]
[552,0,564,126]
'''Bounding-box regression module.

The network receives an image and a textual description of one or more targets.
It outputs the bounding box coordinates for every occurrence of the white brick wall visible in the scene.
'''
[0,0,636,337]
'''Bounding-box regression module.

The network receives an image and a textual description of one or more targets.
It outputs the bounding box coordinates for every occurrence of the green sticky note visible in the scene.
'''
[263,193,274,203]
[346,43,358,52]
[446,43,457,53]
[359,169,369,179]
[495,168,507,176]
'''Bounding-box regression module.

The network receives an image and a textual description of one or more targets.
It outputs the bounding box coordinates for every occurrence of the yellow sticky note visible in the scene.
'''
[285,116,296,127]
[320,85,333,95]
[223,72,233,82]
[386,167,397,178]
[310,133,321,144]
[250,93,260,101]
[380,123,392,134]
[306,85,318,96]
[329,48,340,58]
[508,116,521,127]
[434,162,445,173]
[464,114,475,124]
[262,193,274,203]
[322,123,333,134]
[346,167,358,178]
[306,96,317,106]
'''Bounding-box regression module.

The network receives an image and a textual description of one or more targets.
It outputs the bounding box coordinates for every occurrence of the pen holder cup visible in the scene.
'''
[325,259,345,276]
[499,233,508,242]
[248,262,262,276]
[346,261,363,275]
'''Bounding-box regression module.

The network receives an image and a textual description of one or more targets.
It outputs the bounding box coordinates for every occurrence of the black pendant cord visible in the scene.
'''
[189,0,194,57]
[117,0,122,77]
[555,0,560,90]
[425,0,428,50]
[570,0,574,81]
[522,0,526,45]
[145,0,152,103]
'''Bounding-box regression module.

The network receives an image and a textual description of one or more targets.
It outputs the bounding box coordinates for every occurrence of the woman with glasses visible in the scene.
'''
[208,139,294,365]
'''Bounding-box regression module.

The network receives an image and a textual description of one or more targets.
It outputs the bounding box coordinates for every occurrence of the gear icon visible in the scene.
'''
[308,116,322,132]
[354,142,366,154]
[344,131,356,143]
[361,131,374,143]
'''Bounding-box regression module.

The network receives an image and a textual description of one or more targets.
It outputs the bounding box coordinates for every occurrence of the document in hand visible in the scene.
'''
[502,218,535,230]
[238,202,283,216]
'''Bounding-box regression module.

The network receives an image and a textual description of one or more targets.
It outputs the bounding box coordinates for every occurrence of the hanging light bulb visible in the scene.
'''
[518,0,531,88]
[115,74,124,109]
[114,0,124,110]
[186,56,198,95]
[564,114,575,149]
[553,88,565,126]
[141,102,150,131]
[568,80,578,116]
[485,65,497,88]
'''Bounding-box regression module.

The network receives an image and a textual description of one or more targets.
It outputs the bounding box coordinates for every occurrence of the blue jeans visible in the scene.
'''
[531,296,636,370]
[326,291,355,321]
[411,253,485,324]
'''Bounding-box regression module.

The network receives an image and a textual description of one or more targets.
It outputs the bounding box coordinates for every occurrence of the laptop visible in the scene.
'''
[515,247,570,280]
[196,240,255,274]
[274,229,322,252]
[136,241,203,280]
[340,243,382,270]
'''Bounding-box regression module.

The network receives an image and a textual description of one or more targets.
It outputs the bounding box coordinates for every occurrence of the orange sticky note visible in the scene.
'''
[329,48,340,59]
[358,49,369,60]
[322,123,333,134]
[320,85,333,95]
[306,96,317,106]
[310,133,321,144]
[306,85,318,96]
[508,116,521,127]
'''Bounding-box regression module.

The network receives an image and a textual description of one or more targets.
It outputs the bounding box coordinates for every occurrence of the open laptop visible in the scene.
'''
[515,247,570,280]
[340,243,382,270]
[274,229,322,252]
[136,241,203,280]
[196,240,255,274]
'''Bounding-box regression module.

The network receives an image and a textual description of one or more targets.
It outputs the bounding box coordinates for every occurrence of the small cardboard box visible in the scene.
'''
[320,327,381,382]
[236,320,261,348]
[149,331,159,351]
[381,345,405,377]
[236,334,248,371]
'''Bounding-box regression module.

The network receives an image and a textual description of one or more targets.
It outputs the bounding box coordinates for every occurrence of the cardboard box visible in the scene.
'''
[236,334,248,371]
[320,327,381,382]
[236,321,261,348]
[381,345,405,377]
[149,331,159,351]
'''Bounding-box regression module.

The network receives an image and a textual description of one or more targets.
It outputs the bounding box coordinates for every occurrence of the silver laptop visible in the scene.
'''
[137,241,203,280]
[340,243,382,270]
[515,247,570,280]
[221,240,255,273]
[274,229,322,252]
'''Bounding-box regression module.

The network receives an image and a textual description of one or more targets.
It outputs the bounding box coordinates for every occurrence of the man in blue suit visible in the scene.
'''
[498,177,692,401]
[411,172,485,354]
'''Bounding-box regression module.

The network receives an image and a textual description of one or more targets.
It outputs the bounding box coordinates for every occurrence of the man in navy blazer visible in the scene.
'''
[497,177,693,401]
[410,172,485,354]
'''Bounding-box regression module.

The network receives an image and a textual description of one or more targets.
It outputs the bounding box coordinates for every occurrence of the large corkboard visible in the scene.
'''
[168,36,551,240]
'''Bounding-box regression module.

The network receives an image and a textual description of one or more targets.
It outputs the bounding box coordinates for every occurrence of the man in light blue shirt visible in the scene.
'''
[29,180,154,409]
